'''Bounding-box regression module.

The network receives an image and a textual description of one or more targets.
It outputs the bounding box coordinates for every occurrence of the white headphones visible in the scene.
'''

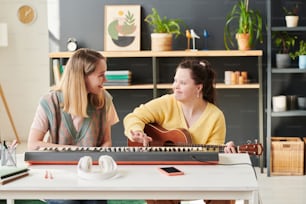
[77,155,117,180]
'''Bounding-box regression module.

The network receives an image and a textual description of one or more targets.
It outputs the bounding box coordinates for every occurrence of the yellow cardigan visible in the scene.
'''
[123,94,226,145]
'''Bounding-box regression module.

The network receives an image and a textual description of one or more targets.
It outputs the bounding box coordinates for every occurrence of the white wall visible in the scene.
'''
[0,0,49,143]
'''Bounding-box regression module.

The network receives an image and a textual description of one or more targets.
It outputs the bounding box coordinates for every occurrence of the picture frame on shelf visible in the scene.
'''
[104,5,141,51]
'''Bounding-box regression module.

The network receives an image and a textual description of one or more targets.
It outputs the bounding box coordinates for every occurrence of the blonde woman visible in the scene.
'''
[28,48,119,204]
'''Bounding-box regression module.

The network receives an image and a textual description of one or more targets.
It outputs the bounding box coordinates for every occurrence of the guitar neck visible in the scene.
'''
[174,144,259,155]
[164,144,227,153]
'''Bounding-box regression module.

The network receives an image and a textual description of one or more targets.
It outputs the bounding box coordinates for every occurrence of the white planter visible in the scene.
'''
[299,55,306,69]
[150,33,172,51]
[285,16,299,27]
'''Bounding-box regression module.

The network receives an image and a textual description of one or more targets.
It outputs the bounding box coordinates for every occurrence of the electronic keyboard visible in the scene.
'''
[24,146,219,165]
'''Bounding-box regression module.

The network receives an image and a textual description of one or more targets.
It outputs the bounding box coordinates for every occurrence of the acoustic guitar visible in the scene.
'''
[128,123,263,156]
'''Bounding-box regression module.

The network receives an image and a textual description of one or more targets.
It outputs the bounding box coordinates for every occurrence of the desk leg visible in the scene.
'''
[6,199,14,204]
[244,191,259,204]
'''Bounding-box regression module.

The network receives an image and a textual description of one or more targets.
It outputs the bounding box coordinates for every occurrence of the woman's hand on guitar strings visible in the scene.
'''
[130,130,153,146]
[224,141,237,153]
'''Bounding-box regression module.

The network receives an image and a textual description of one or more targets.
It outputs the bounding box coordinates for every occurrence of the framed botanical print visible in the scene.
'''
[104,5,141,51]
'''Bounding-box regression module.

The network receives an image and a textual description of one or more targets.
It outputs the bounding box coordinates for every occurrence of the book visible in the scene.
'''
[0,166,29,180]
[104,82,131,86]
[106,75,131,80]
[106,70,131,75]
[0,171,29,185]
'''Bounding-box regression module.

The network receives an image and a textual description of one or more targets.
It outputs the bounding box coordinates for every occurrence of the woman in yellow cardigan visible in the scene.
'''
[124,58,236,204]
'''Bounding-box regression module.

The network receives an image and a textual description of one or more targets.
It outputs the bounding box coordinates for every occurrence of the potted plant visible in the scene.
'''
[144,8,184,51]
[290,40,306,69]
[283,4,299,27]
[224,0,263,50]
[272,31,297,68]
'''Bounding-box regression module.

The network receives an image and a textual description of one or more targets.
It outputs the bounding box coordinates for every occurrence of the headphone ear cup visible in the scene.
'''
[98,155,117,173]
[78,156,93,172]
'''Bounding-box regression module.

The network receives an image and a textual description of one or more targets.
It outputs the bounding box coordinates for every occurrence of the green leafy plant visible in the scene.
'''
[272,31,297,54]
[283,4,299,16]
[144,8,184,38]
[290,40,306,60]
[224,0,263,50]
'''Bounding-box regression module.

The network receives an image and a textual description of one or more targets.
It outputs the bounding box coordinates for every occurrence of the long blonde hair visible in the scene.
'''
[52,48,106,117]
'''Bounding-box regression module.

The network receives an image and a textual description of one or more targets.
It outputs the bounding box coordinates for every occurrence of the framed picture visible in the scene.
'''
[104,5,141,51]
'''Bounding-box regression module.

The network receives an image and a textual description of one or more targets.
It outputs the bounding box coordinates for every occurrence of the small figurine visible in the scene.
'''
[190,29,200,51]
[185,30,191,50]
[203,29,209,50]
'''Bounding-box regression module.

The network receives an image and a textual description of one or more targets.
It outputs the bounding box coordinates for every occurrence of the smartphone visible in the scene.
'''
[158,167,184,176]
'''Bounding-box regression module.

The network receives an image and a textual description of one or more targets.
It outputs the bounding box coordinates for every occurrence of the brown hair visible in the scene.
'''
[52,48,106,117]
[177,59,216,104]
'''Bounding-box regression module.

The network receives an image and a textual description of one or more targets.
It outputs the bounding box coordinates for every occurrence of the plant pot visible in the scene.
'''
[236,33,250,51]
[276,53,291,68]
[298,55,306,69]
[150,33,172,51]
[285,16,299,27]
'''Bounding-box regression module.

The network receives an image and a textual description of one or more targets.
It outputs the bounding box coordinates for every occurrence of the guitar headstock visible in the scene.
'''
[237,143,263,155]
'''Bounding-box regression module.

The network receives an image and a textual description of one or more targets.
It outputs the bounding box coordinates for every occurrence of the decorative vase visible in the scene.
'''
[299,55,306,69]
[236,33,250,51]
[285,16,299,27]
[150,33,172,51]
[276,53,291,68]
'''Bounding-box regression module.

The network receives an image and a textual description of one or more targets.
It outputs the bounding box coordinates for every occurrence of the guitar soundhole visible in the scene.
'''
[163,141,175,146]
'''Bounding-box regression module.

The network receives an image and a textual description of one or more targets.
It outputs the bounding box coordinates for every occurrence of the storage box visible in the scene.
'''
[270,137,304,176]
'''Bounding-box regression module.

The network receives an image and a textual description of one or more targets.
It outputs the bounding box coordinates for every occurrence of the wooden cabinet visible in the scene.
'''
[266,1,306,176]
[49,50,264,168]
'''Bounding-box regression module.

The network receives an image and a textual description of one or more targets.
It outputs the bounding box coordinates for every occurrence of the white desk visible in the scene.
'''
[0,153,258,204]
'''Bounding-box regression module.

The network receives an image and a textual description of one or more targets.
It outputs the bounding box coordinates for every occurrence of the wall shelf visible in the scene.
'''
[271,26,306,31]
[271,110,306,117]
[49,50,263,93]
[266,0,306,176]
[272,68,306,73]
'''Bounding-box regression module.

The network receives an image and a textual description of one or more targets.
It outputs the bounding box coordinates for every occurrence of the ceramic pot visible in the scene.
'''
[276,53,291,68]
[285,16,299,27]
[150,33,172,51]
[286,95,297,110]
[272,95,287,112]
[297,97,306,110]
[236,33,250,51]
[298,55,306,69]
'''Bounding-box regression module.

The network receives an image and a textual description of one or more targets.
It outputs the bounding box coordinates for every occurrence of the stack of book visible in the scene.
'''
[105,70,132,86]
[0,166,29,185]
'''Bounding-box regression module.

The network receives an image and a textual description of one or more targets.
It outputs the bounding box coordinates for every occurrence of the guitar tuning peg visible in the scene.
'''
[254,139,258,144]
[246,140,251,144]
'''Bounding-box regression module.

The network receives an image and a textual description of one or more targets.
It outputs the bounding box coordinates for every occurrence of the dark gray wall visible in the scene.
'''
[56,0,267,51]
[49,0,270,166]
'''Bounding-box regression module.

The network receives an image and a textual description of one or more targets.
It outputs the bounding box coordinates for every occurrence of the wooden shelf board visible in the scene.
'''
[103,83,259,90]
[49,50,263,59]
